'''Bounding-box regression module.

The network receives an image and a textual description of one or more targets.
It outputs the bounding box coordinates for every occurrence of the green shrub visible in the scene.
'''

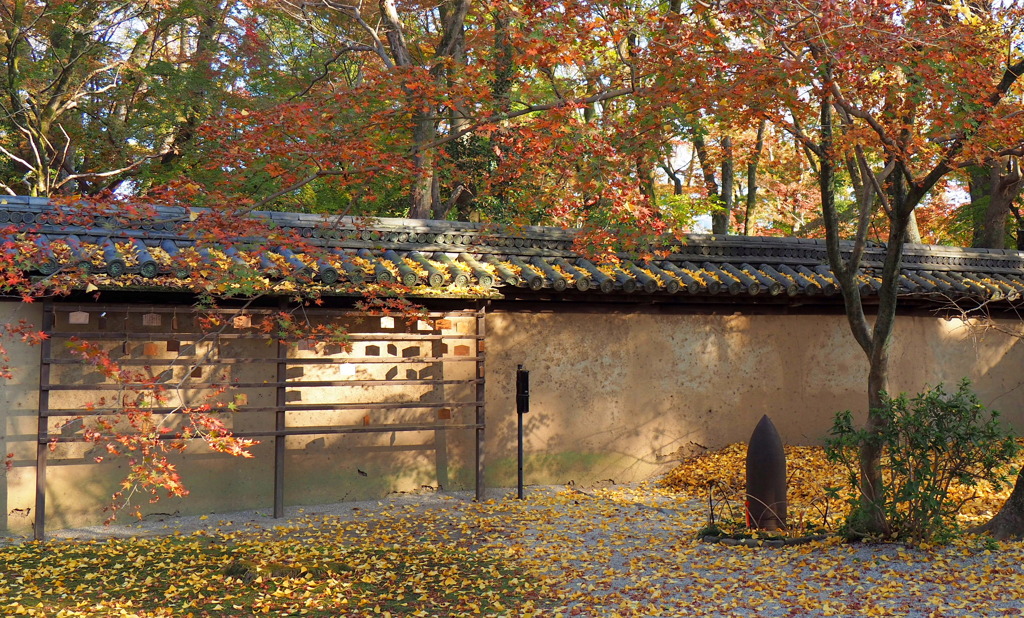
[825,379,1019,543]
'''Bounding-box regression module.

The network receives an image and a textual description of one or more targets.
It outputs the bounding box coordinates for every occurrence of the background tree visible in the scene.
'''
[175,0,700,230]
[0,0,243,196]
[967,157,1024,249]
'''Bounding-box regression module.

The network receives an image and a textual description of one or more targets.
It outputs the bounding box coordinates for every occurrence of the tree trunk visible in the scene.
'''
[743,120,766,235]
[822,95,889,536]
[380,0,469,219]
[858,339,892,536]
[692,130,719,203]
[712,136,733,234]
[490,8,514,112]
[905,209,923,243]
[409,124,436,219]
[637,155,657,208]
[155,1,231,177]
[970,158,1023,249]
[972,469,1024,540]
[662,163,683,195]
[969,164,997,247]
[852,164,915,536]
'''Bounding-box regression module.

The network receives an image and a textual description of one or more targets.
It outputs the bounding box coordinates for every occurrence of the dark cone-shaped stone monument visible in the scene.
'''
[745,414,787,530]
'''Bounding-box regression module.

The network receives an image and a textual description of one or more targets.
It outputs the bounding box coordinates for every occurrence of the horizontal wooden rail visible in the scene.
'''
[43,355,483,366]
[234,423,482,438]
[51,305,478,318]
[41,400,484,417]
[46,332,481,341]
[40,423,483,443]
[43,378,482,391]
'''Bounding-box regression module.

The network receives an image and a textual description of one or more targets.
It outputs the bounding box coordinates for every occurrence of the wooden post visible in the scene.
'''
[34,304,54,541]
[475,305,486,501]
[274,337,286,518]
[432,322,449,490]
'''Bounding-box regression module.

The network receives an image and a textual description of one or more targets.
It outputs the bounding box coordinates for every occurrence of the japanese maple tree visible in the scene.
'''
[685,0,1024,536]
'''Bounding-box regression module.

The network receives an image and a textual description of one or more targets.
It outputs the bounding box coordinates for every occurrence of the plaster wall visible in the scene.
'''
[2,303,1024,535]
[0,302,43,534]
[482,309,1024,488]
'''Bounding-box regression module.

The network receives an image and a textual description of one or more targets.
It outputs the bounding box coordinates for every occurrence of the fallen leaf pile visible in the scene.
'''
[0,444,1022,616]
[659,444,852,530]
[658,442,1024,528]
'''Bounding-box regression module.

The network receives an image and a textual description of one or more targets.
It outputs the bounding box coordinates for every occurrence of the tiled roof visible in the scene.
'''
[3,195,1024,305]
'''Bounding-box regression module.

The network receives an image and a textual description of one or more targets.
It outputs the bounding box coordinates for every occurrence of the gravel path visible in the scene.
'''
[38,483,1024,617]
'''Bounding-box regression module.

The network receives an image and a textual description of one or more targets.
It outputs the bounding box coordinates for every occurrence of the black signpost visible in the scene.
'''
[516,364,530,499]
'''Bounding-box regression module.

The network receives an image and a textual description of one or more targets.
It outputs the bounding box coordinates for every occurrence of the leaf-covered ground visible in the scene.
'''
[2,444,1023,617]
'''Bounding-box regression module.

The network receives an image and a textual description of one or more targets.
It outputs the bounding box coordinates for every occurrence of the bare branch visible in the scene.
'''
[0,142,36,172]
[249,166,380,211]
[412,86,644,155]
[280,0,395,69]
[52,159,151,191]
[829,83,899,154]
[291,45,376,100]
[861,151,895,217]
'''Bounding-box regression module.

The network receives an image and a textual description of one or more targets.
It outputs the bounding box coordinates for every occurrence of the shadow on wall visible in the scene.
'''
[894,316,1024,426]
[1,301,45,535]
[2,306,483,534]
[20,421,476,536]
[482,310,1024,489]
[482,311,867,488]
